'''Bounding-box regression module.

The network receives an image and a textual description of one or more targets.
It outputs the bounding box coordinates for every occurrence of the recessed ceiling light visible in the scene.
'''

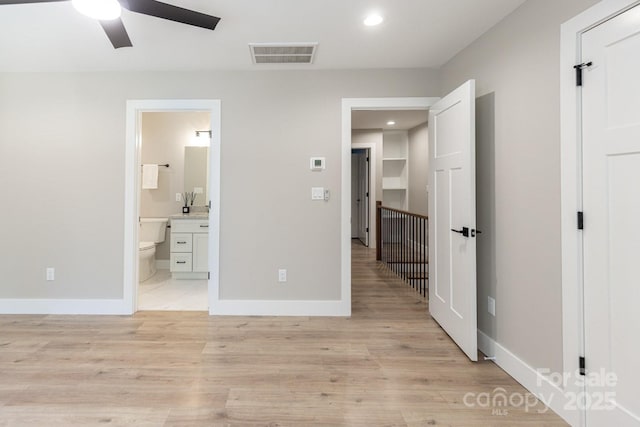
[387,121,396,126]
[364,14,384,26]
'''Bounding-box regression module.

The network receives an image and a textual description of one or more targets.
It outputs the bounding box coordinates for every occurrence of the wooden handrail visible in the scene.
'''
[379,205,428,220]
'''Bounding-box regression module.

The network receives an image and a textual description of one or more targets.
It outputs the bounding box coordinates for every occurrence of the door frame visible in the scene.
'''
[341,97,440,310]
[560,1,639,425]
[123,99,221,314]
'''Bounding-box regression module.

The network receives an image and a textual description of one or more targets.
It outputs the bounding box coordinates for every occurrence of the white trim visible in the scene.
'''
[0,299,129,315]
[351,141,377,248]
[478,331,574,424]
[560,2,639,426]
[125,99,221,315]
[341,97,439,319]
[211,299,350,316]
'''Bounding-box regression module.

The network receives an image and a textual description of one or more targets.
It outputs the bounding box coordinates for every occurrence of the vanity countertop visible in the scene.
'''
[170,213,209,220]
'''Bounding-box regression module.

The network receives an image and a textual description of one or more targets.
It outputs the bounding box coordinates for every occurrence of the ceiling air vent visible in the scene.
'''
[249,43,318,64]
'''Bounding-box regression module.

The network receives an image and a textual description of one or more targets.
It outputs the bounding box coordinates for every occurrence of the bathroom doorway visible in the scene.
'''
[138,111,210,310]
[123,100,221,314]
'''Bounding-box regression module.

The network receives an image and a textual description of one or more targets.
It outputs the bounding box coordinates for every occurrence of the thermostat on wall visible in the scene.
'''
[310,157,325,171]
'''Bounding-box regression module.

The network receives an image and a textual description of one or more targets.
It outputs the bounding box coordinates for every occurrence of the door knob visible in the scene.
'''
[451,227,470,237]
[451,227,481,238]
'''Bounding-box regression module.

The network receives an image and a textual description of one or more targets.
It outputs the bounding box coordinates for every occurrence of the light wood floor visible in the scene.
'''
[0,243,567,426]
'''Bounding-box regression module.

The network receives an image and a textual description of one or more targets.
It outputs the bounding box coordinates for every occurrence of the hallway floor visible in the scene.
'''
[0,243,567,426]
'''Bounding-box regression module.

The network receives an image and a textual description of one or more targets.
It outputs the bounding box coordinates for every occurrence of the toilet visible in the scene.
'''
[139,217,169,282]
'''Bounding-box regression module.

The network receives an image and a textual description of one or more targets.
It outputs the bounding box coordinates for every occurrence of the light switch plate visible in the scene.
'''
[311,187,324,200]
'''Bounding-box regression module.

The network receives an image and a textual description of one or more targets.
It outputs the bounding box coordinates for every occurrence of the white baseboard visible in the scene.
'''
[0,298,130,315]
[155,259,170,269]
[210,299,351,317]
[478,330,576,425]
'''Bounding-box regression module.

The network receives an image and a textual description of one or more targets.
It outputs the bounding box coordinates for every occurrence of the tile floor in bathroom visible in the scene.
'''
[138,269,208,311]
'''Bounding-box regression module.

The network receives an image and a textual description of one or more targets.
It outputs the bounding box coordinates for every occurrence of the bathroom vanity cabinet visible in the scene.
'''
[170,218,209,279]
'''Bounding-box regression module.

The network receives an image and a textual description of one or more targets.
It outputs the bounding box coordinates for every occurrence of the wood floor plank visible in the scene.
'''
[0,242,567,426]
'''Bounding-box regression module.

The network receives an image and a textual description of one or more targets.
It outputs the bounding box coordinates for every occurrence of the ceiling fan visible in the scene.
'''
[0,0,221,49]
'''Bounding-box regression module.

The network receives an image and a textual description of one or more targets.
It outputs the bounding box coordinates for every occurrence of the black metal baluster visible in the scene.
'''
[400,213,407,282]
[382,207,385,265]
[421,217,425,297]
[423,217,427,297]
[411,214,415,291]
[391,209,395,275]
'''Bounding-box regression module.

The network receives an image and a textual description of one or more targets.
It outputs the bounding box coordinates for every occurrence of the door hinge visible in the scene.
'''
[579,356,586,376]
[573,62,592,87]
[366,157,369,162]
[208,272,211,280]
[366,227,369,232]
[366,192,369,197]
[577,211,584,230]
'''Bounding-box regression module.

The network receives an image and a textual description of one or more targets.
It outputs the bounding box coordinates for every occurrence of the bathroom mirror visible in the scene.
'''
[184,146,209,206]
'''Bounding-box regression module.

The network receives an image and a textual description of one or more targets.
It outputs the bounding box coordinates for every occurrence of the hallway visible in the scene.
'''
[0,243,566,426]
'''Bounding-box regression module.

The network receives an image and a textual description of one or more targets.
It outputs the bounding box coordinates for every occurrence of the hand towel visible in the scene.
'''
[142,164,159,189]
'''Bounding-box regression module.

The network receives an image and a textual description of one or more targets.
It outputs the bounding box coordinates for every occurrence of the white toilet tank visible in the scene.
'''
[139,218,168,243]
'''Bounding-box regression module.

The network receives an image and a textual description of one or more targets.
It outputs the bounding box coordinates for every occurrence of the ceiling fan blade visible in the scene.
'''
[99,17,133,49]
[119,0,220,31]
[0,0,66,4]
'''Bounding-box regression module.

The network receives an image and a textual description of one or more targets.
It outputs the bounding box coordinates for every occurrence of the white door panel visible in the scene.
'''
[358,151,370,246]
[582,5,640,425]
[428,80,478,361]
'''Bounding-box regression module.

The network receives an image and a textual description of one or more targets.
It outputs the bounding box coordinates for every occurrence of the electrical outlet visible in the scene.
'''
[488,296,496,316]
[176,193,182,202]
[278,269,287,282]
[46,268,55,281]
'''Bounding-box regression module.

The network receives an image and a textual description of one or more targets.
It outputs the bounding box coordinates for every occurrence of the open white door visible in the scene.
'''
[357,150,370,246]
[428,80,478,361]
[581,5,640,424]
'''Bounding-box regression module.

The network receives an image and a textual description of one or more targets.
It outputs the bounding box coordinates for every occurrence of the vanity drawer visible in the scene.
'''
[171,220,209,233]
[170,233,192,252]
[170,253,192,272]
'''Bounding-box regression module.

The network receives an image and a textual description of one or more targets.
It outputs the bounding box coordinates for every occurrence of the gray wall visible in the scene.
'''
[440,0,598,373]
[0,69,439,301]
[408,122,428,216]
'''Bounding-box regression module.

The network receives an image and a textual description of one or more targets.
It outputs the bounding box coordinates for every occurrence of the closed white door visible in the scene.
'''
[428,80,478,361]
[358,150,370,246]
[582,5,640,425]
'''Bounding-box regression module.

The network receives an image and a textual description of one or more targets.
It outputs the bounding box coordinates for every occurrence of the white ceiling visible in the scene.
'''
[352,110,427,131]
[0,0,526,72]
